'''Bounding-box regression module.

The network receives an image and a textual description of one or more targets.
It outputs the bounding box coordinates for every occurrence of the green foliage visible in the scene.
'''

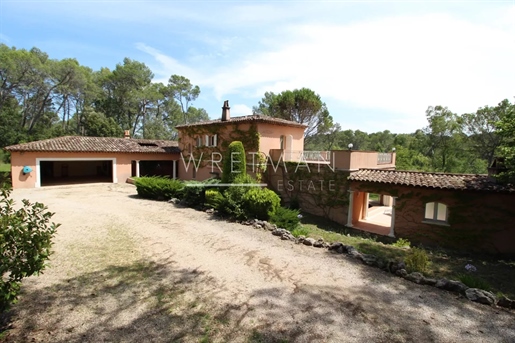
[134,177,184,201]
[241,188,280,220]
[253,88,333,139]
[205,190,224,209]
[404,247,430,273]
[217,174,257,219]
[221,141,246,184]
[270,207,301,231]
[457,273,492,291]
[0,185,59,311]
[82,110,124,137]
[392,238,411,248]
[182,178,221,207]
[0,44,209,146]
[495,99,515,184]
[290,226,309,238]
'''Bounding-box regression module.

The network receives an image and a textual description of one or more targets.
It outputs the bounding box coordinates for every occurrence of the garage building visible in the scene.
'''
[5,135,180,189]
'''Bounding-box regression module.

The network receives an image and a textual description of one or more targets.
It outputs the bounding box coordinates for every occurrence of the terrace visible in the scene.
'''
[268,149,396,171]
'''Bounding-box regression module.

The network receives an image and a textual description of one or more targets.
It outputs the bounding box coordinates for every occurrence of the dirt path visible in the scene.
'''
[4,184,515,342]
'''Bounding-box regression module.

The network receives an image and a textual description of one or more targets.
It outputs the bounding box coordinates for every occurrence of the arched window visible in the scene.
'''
[280,135,285,149]
[424,202,448,223]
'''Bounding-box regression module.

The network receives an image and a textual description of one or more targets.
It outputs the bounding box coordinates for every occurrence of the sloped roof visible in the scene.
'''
[348,168,515,193]
[176,114,307,129]
[5,136,180,154]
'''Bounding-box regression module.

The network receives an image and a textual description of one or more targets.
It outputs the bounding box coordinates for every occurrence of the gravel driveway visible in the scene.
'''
[3,183,515,343]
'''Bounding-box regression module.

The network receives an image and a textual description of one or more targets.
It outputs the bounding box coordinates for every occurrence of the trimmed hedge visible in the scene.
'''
[134,177,184,201]
[241,188,280,220]
[222,141,246,184]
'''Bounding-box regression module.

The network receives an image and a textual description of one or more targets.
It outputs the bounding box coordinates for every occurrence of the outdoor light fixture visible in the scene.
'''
[22,166,33,175]
[348,143,353,150]
[392,147,396,152]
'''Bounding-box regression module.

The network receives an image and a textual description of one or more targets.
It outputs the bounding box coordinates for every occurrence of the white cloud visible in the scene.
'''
[138,6,515,132]
[135,43,201,84]
[207,11,515,116]
[230,104,253,117]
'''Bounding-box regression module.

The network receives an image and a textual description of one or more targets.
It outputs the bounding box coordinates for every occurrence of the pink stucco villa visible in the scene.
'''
[175,100,307,181]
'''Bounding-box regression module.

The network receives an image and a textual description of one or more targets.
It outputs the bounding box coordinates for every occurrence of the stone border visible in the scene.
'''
[241,218,515,310]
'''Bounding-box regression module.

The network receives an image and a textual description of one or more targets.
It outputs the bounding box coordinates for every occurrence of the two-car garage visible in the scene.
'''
[5,136,181,189]
[38,159,114,187]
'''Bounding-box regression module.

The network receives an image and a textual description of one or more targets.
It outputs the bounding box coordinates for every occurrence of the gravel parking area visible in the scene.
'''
[3,183,515,342]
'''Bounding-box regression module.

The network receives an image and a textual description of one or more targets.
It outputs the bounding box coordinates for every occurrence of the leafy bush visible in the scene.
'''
[392,238,411,248]
[270,207,301,231]
[241,188,280,220]
[1,186,59,311]
[134,177,184,201]
[291,226,309,238]
[404,247,430,273]
[182,178,221,207]
[217,174,256,219]
[457,274,492,291]
[221,141,246,184]
[205,189,224,209]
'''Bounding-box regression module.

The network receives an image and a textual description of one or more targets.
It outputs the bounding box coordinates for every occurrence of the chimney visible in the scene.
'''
[488,157,506,177]
[221,100,230,121]
[124,130,130,139]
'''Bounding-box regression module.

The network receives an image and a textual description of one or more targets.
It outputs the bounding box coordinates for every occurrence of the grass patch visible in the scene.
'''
[299,212,515,298]
[457,273,492,291]
[405,248,430,273]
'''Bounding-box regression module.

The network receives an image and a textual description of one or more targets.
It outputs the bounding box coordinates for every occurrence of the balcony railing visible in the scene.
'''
[377,153,393,164]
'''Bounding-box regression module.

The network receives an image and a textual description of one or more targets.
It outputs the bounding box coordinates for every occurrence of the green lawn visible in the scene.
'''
[0,163,10,172]
[299,213,515,298]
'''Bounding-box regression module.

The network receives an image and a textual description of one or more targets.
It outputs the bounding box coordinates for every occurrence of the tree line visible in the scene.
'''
[0,44,207,149]
[255,89,514,177]
[1,44,514,180]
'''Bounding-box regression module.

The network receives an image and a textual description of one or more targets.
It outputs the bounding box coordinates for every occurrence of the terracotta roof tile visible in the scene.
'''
[176,114,307,129]
[4,136,180,154]
[348,169,515,193]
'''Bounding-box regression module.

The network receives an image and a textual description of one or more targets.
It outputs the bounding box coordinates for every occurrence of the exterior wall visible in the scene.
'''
[331,150,396,171]
[266,163,350,225]
[350,181,515,254]
[10,151,179,189]
[177,121,305,181]
[178,122,256,181]
[257,123,304,156]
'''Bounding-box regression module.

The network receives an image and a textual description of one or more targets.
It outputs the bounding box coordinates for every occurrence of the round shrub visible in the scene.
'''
[241,187,280,220]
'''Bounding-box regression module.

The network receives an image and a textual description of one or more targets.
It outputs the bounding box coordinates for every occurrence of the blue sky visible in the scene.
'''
[1,1,514,133]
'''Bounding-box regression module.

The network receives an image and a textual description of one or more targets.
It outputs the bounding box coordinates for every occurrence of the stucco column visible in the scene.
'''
[172,160,177,179]
[389,196,397,237]
[364,192,369,219]
[347,190,354,227]
[135,160,140,177]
